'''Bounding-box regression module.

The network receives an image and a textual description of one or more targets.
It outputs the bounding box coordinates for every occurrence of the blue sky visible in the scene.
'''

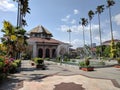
[0,0,120,48]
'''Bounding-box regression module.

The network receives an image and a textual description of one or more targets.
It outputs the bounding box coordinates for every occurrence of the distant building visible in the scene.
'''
[92,43,96,47]
[27,25,69,58]
[102,39,120,46]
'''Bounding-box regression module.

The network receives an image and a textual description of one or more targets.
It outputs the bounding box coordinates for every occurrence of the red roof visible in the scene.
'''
[103,39,120,44]
[91,47,96,51]
[27,37,64,44]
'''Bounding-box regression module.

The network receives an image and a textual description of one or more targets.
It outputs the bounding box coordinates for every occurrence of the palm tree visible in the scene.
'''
[107,0,115,40]
[88,10,94,48]
[96,5,104,57]
[13,0,30,27]
[79,18,88,47]
[106,0,116,58]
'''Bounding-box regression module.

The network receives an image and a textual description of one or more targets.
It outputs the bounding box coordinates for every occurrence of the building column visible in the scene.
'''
[50,48,52,58]
[43,47,45,58]
[33,43,37,58]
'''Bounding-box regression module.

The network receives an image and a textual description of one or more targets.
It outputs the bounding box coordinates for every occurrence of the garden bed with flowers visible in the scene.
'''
[0,56,21,81]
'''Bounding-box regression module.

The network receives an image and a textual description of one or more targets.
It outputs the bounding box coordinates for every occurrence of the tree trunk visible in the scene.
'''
[98,13,102,58]
[109,7,114,40]
[83,26,85,47]
[89,20,92,48]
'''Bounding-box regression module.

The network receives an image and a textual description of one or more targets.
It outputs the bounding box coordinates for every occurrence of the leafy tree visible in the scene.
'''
[1,21,28,58]
[103,46,110,57]
[116,42,120,57]
[1,21,16,57]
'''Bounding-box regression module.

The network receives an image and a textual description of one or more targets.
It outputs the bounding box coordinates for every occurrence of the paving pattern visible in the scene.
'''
[0,60,120,90]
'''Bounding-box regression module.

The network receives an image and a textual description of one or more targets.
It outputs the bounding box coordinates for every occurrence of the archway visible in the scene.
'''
[52,49,56,58]
[38,48,43,58]
[46,48,50,58]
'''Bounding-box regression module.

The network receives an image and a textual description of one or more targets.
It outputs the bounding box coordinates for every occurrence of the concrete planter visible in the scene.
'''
[79,67,94,71]
[114,65,120,68]
[36,64,45,70]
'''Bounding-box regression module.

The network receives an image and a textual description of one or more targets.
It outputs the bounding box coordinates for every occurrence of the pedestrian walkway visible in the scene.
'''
[0,60,120,90]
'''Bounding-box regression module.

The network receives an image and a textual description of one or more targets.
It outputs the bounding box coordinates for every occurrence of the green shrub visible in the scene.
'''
[11,62,18,68]
[0,57,4,62]
[79,58,91,67]
[85,58,90,66]
[14,60,21,67]
[71,59,76,62]
[33,58,44,65]
[56,56,61,62]
[9,62,18,73]
[99,61,105,65]
[116,58,120,65]
[63,56,69,62]
[79,61,85,67]
[45,58,50,61]
[0,62,4,68]
[76,56,80,59]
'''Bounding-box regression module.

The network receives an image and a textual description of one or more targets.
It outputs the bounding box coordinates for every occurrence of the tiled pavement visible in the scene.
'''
[0,60,120,90]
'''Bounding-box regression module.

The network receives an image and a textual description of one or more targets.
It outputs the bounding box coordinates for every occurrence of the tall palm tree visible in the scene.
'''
[79,18,88,47]
[107,0,115,40]
[106,0,115,58]
[13,0,30,27]
[88,10,94,48]
[96,5,104,57]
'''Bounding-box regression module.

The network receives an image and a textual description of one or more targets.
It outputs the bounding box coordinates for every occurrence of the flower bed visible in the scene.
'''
[0,56,21,80]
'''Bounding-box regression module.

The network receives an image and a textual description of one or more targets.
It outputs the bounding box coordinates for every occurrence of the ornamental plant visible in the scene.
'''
[0,56,20,80]
[79,58,91,68]
[110,39,116,58]
[116,58,120,65]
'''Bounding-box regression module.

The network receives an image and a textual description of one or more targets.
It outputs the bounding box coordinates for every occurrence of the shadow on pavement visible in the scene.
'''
[0,77,23,90]
[54,82,85,90]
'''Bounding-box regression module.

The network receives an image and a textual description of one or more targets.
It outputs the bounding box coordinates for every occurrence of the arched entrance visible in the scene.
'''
[38,48,43,58]
[52,49,56,58]
[46,48,50,58]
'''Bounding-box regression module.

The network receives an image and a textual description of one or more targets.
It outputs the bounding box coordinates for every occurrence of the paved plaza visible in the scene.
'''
[0,60,120,90]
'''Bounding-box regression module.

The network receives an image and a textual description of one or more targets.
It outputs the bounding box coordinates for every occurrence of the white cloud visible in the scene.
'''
[61,39,83,49]
[74,9,79,15]
[59,25,69,32]
[0,0,17,12]
[59,24,83,33]
[59,24,100,34]
[59,22,120,47]
[71,39,83,48]
[113,13,120,25]
[61,15,71,22]
[113,30,120,39]
[70,19,76,24]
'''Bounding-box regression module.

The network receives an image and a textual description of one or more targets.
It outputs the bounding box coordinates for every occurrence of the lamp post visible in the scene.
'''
[67,29,72,59]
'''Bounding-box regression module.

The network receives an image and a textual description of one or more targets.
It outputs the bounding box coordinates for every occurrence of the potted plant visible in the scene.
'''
[34,58,45,70]
[79,58,94,71]
[114,58,120,68]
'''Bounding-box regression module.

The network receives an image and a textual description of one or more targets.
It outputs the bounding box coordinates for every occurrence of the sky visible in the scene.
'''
[0,0,120,49]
